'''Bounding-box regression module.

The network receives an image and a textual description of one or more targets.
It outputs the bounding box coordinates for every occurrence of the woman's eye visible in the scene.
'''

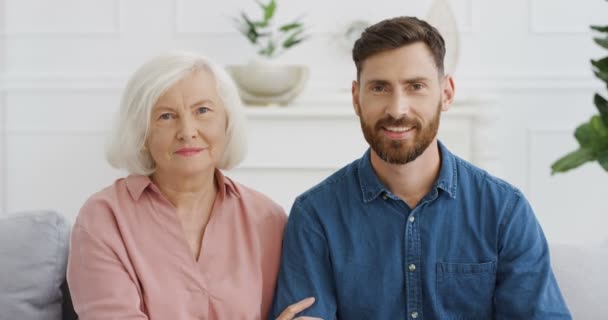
[159,113,173,120]
[197,107,210,114]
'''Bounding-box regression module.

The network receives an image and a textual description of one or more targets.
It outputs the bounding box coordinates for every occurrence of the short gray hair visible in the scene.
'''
[106,51,247,175]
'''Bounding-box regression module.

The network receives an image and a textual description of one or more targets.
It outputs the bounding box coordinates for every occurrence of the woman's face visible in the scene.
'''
[146,69,228,177]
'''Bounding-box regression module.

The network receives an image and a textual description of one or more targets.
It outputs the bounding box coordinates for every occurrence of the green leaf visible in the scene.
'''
[263,0,276,23]
[591,57,608,73]
[254,0,265,10]
[599,150,608,172]
[240,12,255,28]
[253,20,269,28]
[282,30,307,49]
[578,115,608,153]
[594,70,608,83]
[595,93,608,125]
[258,39,276,57]
[284,38,302,48]
[551,148,596,174]
[594,36,608,49]
[284,37,306,48]
[575,121,595,148]
[239,12,259,43]
[591,25,608,33]
[590,115,608,139]
[279,22,302,32]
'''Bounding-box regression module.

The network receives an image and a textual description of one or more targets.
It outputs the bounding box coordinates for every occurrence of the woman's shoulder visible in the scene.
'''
[74,176,139,231]
[225,177,287,223]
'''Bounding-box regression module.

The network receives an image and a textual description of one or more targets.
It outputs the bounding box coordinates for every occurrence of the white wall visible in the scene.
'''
[0,0,5,217]
[1,0,607,246]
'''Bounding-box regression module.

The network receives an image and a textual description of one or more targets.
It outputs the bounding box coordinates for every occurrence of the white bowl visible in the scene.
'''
[226,64,309,106]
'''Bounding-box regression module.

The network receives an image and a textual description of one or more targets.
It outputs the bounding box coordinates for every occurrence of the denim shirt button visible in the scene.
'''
[411,311,419,318]
[409,215,415,222]
[408,264,416,272]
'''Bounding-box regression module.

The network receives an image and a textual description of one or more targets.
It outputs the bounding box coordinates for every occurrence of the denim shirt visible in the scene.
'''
[270,142,571,320]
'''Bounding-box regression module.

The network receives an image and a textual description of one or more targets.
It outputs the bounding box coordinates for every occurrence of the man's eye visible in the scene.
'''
[371,85,385,92]
[197,107,209,114]
[412,83,424,90]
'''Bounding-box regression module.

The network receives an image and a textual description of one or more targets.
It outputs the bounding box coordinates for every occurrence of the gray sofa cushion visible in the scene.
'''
[550,243,608,319]
[0,211,71,320]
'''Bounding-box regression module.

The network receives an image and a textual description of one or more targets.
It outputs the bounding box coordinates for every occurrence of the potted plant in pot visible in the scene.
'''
[551,23,608,174]
[227,0,310,106]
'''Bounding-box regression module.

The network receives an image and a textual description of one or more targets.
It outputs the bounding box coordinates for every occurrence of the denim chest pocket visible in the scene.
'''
[436,260,497,319]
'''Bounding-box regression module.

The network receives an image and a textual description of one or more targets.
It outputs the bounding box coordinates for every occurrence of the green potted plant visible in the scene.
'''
[551,23,608,174]
[234,0,307,59]
[227,0,310,106]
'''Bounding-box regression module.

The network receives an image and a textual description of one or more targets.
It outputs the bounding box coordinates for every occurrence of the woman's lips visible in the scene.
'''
[175,148,204,157]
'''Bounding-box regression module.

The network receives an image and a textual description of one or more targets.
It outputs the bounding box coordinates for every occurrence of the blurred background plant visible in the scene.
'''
[551,23,608,174]
[233,0,308,58]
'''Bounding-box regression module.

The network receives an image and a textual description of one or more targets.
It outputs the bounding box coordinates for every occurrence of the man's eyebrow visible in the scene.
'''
[365,77,431,86]
[365,79,391,86]
[398,76,430,84]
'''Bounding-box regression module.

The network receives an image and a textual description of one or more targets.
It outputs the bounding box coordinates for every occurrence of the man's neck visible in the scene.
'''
[370,140,442,208]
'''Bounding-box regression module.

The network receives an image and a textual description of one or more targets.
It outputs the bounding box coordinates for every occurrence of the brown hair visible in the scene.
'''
[352,16,446,80]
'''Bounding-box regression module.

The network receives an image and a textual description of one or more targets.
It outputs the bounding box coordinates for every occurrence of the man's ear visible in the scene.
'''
[440,75,455,112]
[352,80,361,116]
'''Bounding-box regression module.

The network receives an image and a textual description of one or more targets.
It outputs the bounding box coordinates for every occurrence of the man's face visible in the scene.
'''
[352,42,454,165]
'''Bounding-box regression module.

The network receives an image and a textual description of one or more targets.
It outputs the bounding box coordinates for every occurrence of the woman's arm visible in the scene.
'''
[67,201,149,319]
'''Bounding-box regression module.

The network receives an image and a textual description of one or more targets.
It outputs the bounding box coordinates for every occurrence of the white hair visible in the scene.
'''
[106,51,248,175]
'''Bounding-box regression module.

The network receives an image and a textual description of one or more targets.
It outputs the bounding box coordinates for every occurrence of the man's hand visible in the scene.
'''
[275,297,322,320]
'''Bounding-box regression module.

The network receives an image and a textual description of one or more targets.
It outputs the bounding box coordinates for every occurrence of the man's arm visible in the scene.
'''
[270,200,337,319]
[494,192,571,319]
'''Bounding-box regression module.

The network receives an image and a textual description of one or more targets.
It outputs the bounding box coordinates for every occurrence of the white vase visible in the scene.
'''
[426,0,460,75]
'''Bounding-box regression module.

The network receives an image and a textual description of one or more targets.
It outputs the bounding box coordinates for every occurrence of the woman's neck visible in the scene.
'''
[151,168,218,210]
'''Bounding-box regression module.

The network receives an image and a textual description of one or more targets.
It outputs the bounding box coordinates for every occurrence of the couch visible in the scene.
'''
[0,211,77,320]
[550,241,608,319]
[0,210,606,319]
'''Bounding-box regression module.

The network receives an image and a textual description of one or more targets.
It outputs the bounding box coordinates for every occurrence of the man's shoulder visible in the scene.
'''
[453,155,522,197]
[295,158,361,206]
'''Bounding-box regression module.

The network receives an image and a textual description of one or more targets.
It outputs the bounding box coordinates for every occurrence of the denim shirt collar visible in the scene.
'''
[357,140,457,203]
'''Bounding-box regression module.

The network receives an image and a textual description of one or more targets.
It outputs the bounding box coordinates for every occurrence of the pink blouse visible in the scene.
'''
[67,170,287,319]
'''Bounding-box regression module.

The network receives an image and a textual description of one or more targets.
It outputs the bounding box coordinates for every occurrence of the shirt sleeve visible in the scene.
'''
[67,200,149,320]
[494,192,572,319]
[259,205,288,320]
[269,200,337,319]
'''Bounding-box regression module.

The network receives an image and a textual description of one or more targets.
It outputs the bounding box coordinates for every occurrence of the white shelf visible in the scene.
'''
[244,95,496,119]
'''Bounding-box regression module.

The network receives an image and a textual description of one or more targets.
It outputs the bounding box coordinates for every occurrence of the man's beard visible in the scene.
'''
[359,102,441,165]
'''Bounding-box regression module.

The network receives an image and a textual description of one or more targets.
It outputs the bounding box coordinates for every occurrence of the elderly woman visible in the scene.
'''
[67,52,317,320]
